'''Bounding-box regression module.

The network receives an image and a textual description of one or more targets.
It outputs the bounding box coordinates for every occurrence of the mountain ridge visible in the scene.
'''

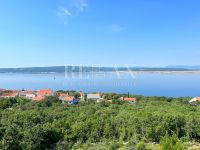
[0,65,199,73]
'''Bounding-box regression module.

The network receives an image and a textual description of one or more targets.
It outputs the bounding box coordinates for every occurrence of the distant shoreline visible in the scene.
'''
[1,70,200,74]
[1,66,200,74]
[116,70,200,74]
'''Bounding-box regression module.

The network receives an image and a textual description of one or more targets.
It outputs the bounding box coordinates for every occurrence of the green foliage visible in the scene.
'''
[0,94,197,149]
[0,98,17,109]
[136,140,147,150]
[108,141,121,150]
[56,90,80,98]
[36,96,61,107]
[161,134,186,150]
[103,93,121,100]
[15,97,30,105]
[0,97,30,110]
[2,124,22,150]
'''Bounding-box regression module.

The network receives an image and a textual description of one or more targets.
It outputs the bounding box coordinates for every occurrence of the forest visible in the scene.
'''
[0,94,199,150]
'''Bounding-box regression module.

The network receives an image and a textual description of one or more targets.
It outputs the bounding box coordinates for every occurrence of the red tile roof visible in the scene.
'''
[59,95,75,102]
[124,97,137,102]
[196,97,200,101]
[37,90,53,96]
[1,92,18,97]
[57,93,68,97]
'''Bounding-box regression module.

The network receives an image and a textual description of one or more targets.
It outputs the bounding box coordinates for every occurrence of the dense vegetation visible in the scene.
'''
[0,94,199,149]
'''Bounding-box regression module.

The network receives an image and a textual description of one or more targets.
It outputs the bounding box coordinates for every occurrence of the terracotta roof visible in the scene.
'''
[124,97,137,101]
[57,93,68,97]
[1,92,18,97]
[59,96,75,102]
[37,90,53,96]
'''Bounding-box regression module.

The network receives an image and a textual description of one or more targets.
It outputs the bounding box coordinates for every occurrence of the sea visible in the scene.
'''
[0,72,200,97]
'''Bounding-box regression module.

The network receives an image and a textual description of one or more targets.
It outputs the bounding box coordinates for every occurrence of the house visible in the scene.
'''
[19,90,36,99]
[58,93,78,105]
[80,92,85,101]
[0,91,19,98]
[30,89,54,101]
[87,93,102,102]
[121,97,137,102]
[189,97,200,103]
[37,89,54,97]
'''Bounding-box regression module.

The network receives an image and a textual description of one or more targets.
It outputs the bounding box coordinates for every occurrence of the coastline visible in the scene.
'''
[1,70,200,75]
[115,70,200,74]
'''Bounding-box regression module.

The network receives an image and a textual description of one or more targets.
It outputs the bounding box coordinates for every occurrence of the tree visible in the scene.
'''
[2,124,22,150]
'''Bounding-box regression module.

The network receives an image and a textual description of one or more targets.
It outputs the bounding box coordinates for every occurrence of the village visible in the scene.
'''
[0,89,138,104]
[0,88,200,106]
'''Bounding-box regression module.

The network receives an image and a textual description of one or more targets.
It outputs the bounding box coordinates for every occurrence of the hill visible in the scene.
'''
[0,66,195,73]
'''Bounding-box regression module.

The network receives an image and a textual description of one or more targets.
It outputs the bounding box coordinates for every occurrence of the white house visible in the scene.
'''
[189,97,200,103]
[87,93,102,102]
[19,91,36,99]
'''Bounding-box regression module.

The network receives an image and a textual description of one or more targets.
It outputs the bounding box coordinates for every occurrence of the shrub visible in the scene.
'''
[109,141,121,150]
[136,141,146,150]
[160,134,186,150]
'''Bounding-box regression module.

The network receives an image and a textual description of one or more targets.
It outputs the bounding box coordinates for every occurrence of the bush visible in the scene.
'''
[37,96,61,107]
[136,141,147,150]
[160,134,186,150]
[0,98,17,109]
[109,141,121,150]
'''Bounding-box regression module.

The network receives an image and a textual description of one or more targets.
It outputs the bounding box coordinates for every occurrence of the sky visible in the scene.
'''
[0,0,200,68]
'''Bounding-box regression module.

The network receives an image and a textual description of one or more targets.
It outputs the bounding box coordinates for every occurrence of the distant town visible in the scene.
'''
[0,89,138,105]
[0,88,199,105]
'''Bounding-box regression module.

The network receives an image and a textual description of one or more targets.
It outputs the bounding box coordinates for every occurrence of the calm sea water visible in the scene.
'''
[0,72,200,97]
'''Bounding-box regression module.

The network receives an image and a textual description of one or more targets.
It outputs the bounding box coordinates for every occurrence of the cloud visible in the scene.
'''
[56,0,88,24]
[56,7,72,24]
[57,7,72,17]
[74,0,88,12]
[110,25,125,33]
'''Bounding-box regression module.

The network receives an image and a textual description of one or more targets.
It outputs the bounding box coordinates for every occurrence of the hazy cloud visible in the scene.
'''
[56,0,88,24]
[74,0,88,12]
[56,7,72,24]
[57,7,72,17]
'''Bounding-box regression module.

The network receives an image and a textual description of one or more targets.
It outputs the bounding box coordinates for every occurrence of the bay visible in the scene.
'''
[0,72,199,97]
